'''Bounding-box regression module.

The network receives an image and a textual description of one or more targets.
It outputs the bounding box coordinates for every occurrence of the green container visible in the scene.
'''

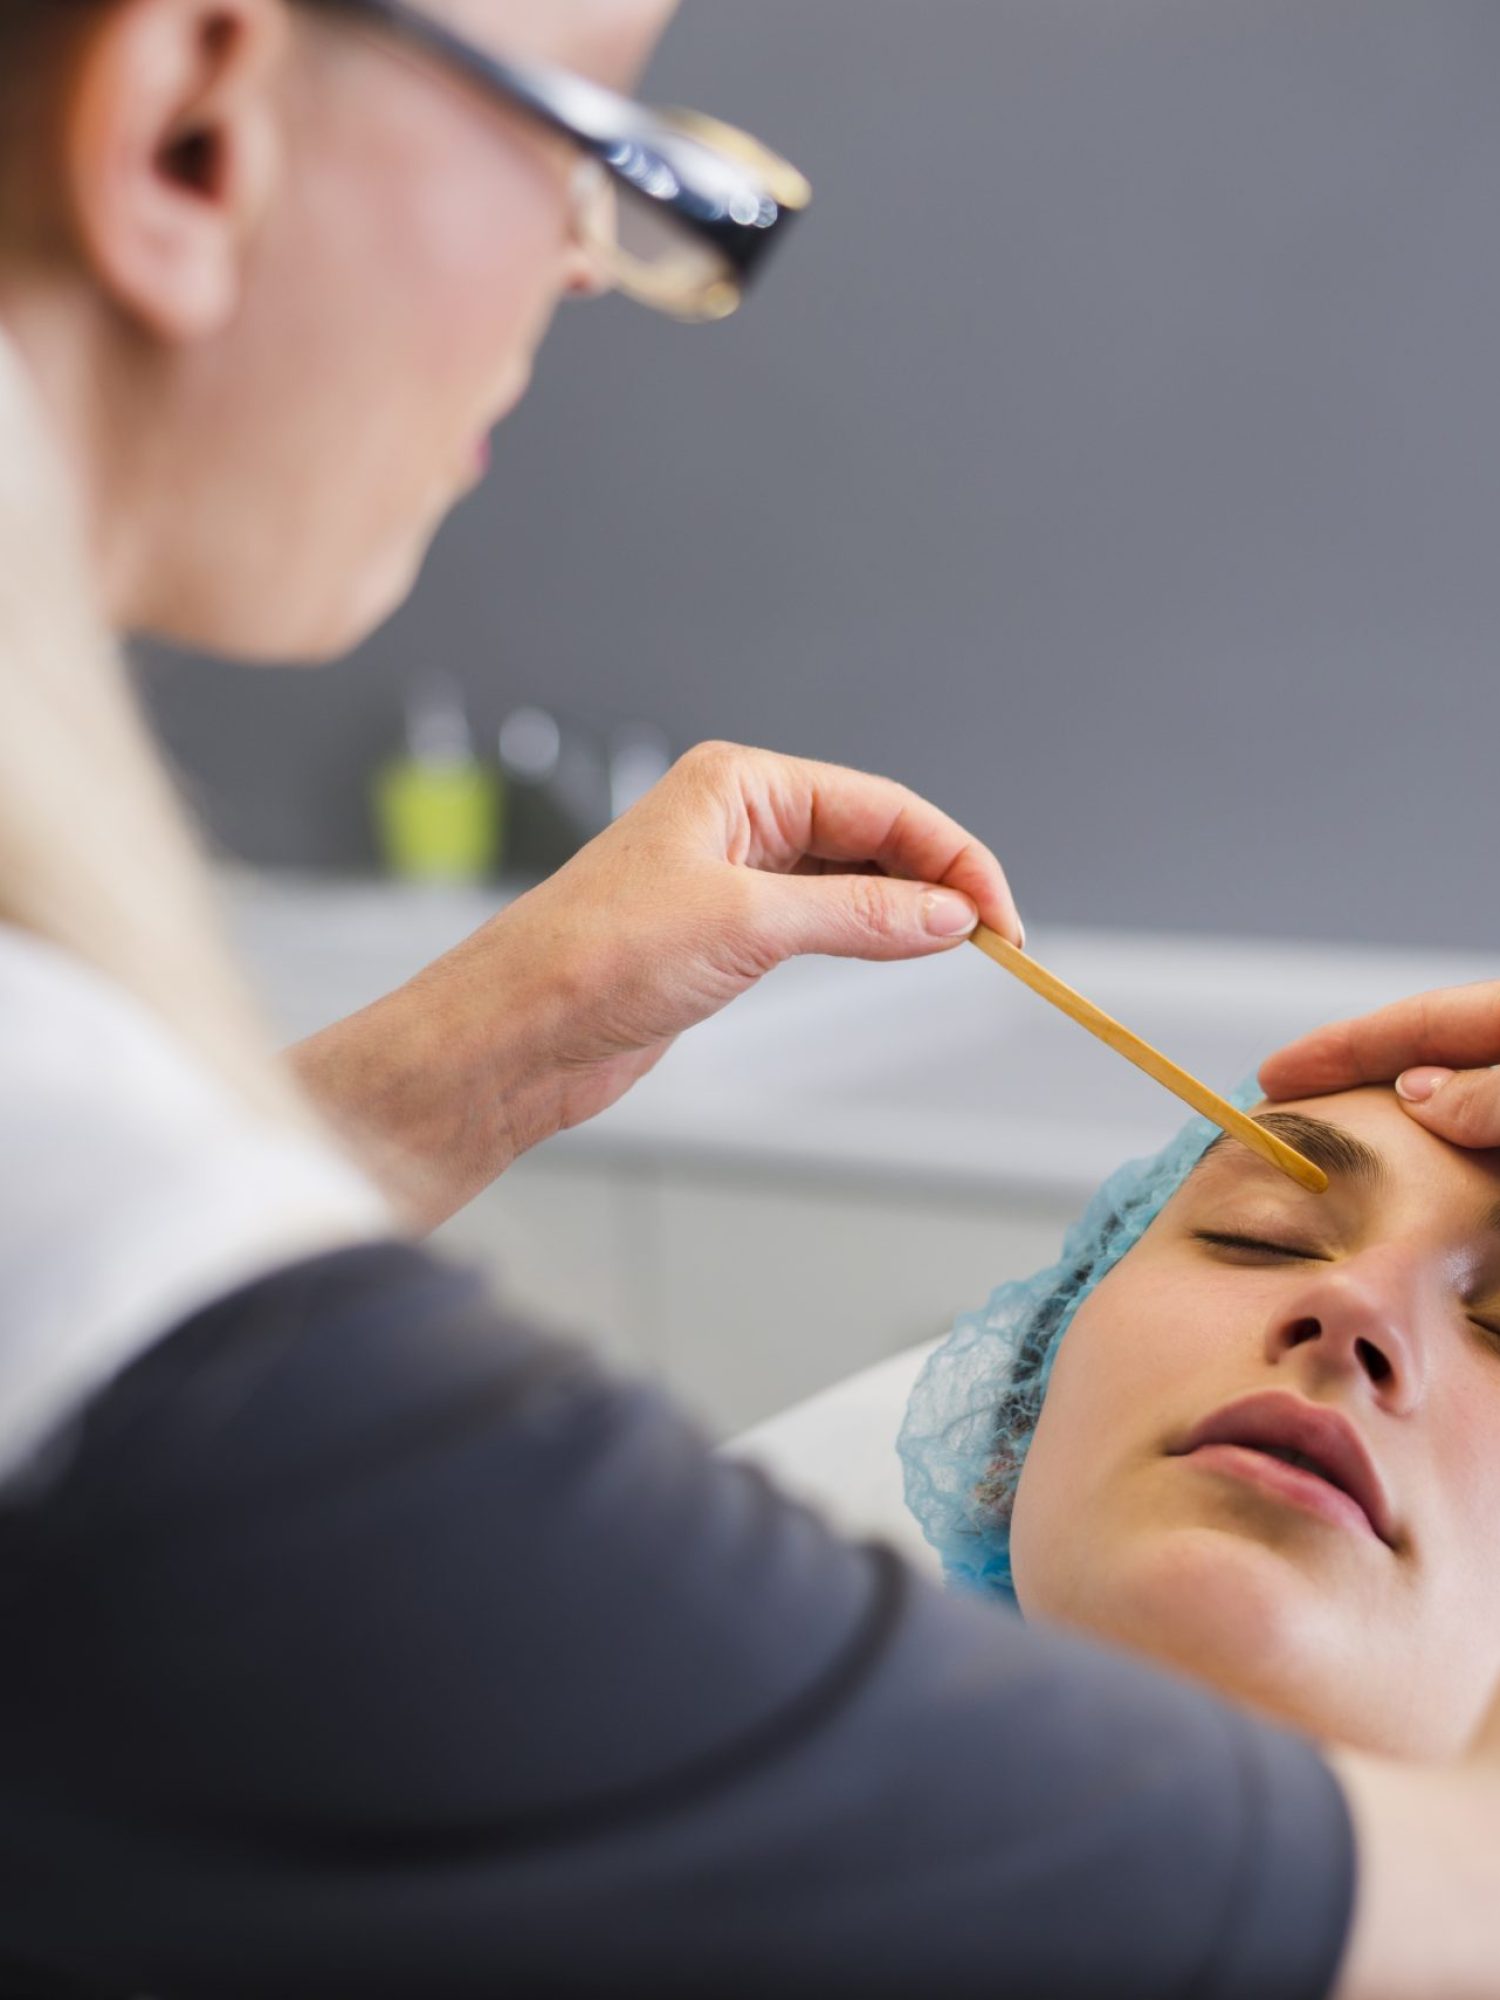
[373,756,503,883]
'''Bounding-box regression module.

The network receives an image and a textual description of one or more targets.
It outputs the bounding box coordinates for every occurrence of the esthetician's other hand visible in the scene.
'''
[1260,981,1500,1149]
[292,742,1021,1228]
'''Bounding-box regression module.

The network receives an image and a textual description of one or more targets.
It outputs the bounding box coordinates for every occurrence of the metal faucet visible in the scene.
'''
[497,707,672,865]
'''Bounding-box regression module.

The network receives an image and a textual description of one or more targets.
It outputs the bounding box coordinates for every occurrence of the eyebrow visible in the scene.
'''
[1199,1113,1390,1192]
[1200,1113,1500,1238]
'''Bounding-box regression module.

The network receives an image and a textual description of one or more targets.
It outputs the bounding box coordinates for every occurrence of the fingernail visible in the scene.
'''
[1396,1067,1454,1104]
[923,890,979,937]
[1016,913,1028,952]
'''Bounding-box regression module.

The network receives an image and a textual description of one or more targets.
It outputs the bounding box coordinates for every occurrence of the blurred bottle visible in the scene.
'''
[497,707,672,873]
[372,676,502,883]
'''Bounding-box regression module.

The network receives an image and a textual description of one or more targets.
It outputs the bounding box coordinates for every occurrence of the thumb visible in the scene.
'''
[1394,1066,1500,1149]
[752,871,980,965]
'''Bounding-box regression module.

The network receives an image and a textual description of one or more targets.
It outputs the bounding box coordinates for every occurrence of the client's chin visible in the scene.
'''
[1018,1525,1392,1752]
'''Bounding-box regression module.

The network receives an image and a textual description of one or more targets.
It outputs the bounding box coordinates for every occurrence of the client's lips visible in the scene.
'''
[1172,1392,1396,1547]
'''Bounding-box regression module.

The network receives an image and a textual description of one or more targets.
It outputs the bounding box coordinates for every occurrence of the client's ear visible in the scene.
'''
[60,0,290,341]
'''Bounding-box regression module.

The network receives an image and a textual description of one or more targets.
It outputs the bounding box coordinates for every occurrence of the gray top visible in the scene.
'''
[0,1239,1354,1997]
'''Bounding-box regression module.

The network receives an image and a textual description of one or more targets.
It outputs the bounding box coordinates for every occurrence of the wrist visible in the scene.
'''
[290,917,574,1229]
[414,913,578,1170]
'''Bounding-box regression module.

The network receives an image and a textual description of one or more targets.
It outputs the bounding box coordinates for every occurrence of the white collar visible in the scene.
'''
[0,923,390,1485]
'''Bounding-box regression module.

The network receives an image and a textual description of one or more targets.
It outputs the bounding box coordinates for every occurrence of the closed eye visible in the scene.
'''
[1191,1230,1328,1263]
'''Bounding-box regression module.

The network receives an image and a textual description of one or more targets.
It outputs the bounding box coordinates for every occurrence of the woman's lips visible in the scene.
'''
[459,367,531,490]
[452,431,492,496]
[1171,1390,1396,1547]
[1181,1441,1383,1541]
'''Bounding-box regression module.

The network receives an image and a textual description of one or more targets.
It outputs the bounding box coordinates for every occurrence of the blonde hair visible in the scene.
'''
[0,327,318,1130]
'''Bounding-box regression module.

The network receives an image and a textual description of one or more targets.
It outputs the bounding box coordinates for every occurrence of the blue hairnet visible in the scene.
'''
[897,1078,1263,1606]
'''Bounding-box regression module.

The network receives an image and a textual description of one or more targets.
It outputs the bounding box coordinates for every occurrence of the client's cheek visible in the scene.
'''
[1004,1453,1055,1615]
[1413,1388,1500,1664]
[1009,1286,1216,1604]
[1007,1337,1120,1613]
[1049,1272,1193,1430]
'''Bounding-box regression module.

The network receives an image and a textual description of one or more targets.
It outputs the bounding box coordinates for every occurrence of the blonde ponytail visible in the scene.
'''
[0,327,316,1130]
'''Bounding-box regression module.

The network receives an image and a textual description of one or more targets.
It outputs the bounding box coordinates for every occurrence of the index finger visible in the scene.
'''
[754,753,1024,945]
[1258,980,1500,1100]
[814,768,1023,945]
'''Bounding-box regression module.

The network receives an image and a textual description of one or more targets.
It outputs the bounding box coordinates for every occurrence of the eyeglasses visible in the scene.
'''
[302,0,812,322]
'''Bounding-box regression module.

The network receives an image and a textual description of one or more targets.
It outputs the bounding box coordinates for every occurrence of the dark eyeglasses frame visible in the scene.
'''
[301,0,811,320]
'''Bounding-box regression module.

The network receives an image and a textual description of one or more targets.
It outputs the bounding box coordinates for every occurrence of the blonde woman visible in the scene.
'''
[0,1,1494,1993]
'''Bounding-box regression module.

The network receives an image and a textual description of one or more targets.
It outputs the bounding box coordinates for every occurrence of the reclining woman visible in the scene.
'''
[901,1081,1500,1758]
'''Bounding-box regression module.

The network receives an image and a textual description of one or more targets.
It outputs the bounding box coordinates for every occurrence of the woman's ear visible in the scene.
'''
[61,0,290,341]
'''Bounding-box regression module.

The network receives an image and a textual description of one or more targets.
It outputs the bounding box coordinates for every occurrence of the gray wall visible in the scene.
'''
[142,0,1500,950]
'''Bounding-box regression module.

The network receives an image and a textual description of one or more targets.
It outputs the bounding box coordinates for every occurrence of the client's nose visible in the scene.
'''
[1265,1248,1429,1415]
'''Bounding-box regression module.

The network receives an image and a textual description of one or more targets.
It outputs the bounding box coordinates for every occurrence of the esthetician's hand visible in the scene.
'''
[292,742,1021,1228]
[1260,982,1500,1151]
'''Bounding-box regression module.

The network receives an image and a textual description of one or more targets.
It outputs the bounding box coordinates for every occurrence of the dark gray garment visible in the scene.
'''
[0,1244,1353,1997]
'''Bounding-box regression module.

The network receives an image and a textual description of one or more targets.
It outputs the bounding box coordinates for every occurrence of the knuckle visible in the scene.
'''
[1443,1077,1500,1146]
[724,876,781,975]
[847,872,898,941]
[680,738,742,779]
[719,865,763,936]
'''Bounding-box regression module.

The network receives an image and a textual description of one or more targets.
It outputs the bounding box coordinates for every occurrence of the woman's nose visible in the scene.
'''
[1265,1249,1430,1415]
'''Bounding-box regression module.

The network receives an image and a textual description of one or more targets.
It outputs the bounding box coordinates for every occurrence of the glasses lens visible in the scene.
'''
[614,183,725,280]
[575,162,739,320]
